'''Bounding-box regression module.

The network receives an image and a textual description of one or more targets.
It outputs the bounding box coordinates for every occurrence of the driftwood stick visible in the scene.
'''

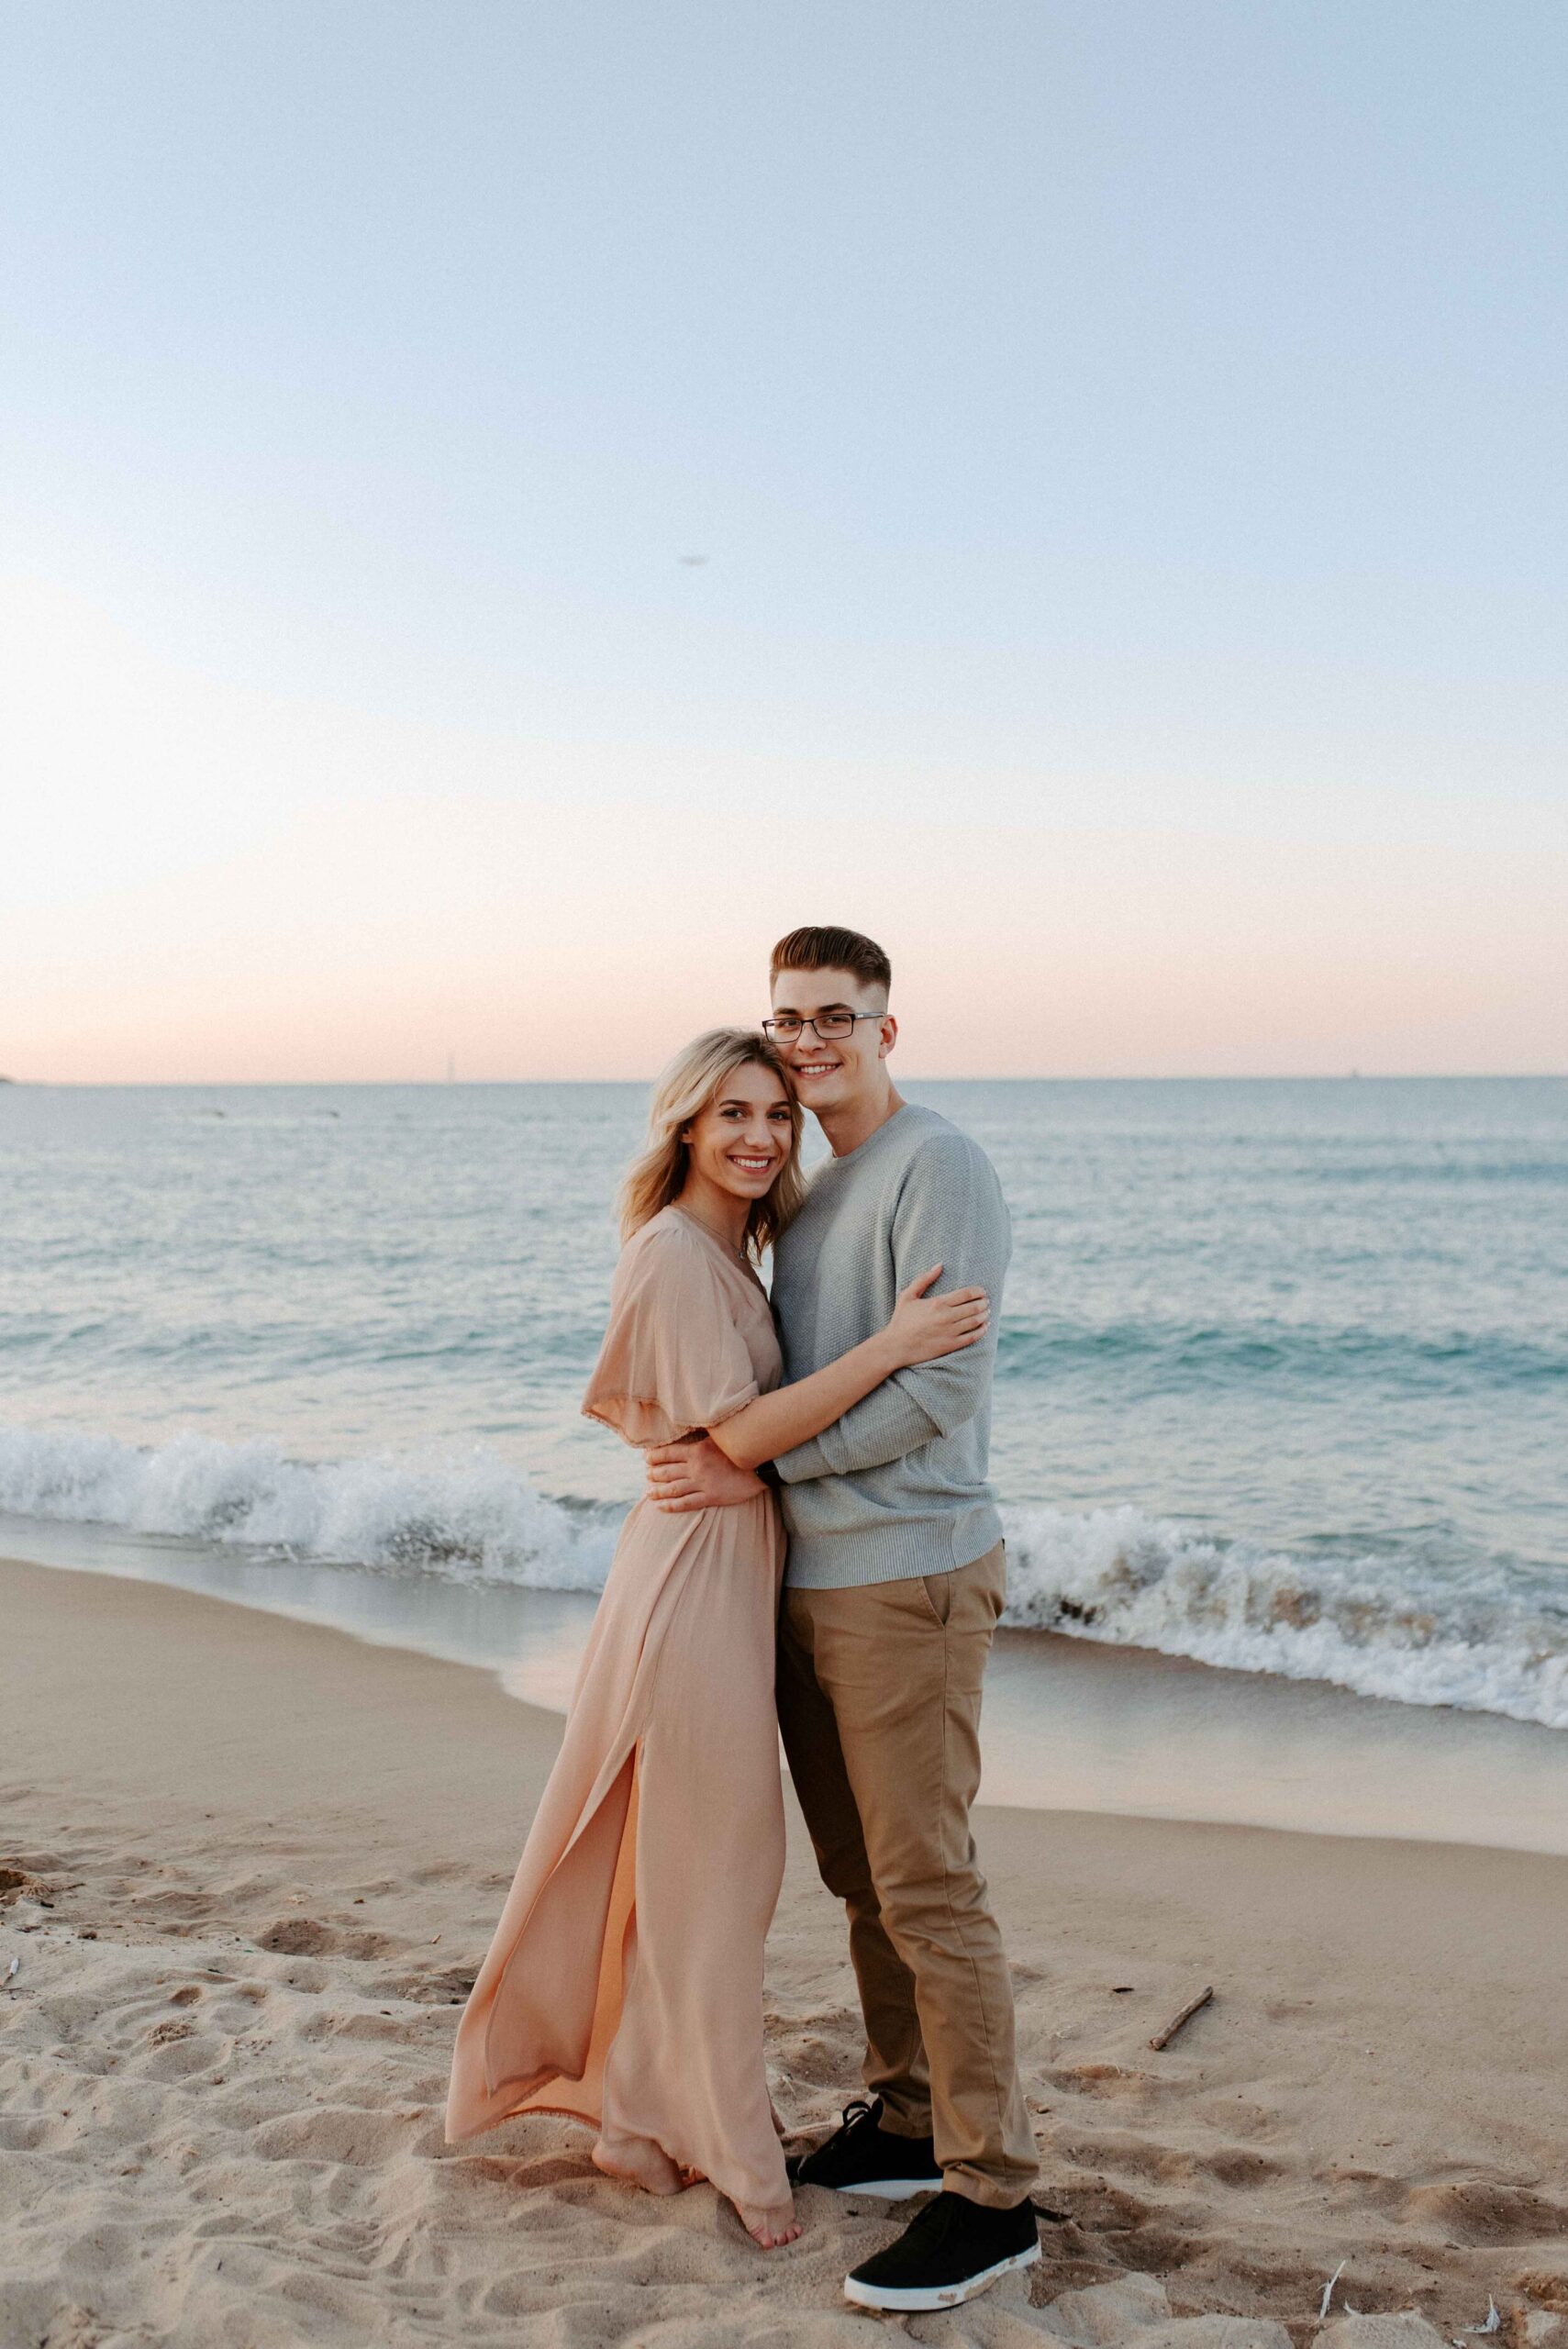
[1150,1985,1213,2050]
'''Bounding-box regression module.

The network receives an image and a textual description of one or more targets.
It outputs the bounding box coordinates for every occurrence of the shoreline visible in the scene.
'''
[4,1553,1566,2346]
[6,1523,1568,1856]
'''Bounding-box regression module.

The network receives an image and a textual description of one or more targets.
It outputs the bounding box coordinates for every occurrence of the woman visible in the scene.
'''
[444,1030,988,2249]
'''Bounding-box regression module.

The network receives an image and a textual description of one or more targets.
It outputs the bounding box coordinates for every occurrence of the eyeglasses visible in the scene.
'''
[762,1012,884,1043]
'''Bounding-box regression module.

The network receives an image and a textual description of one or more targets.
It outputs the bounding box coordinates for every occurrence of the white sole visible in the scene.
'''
[843,2239,1040,2310]
[822,2174,944,2199]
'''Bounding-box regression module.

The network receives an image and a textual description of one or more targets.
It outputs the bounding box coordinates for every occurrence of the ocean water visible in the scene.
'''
[2,1077,1565,1739]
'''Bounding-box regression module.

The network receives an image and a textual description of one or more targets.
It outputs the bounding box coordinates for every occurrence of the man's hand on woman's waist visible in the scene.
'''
[645,1437,769,1513]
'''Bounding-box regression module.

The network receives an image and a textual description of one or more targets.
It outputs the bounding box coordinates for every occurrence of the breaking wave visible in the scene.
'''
[0,1422,618,1592]
[2,1422,1563,1732]
[999,1503,1567,1731]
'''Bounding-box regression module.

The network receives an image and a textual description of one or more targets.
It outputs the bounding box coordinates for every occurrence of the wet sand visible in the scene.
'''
[9,1511,1566,1855]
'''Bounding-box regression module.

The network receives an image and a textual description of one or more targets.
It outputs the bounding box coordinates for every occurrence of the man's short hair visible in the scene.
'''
[769,925,892,996]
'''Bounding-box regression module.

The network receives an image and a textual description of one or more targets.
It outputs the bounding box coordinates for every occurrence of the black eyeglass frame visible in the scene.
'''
[761,1012,887,1042]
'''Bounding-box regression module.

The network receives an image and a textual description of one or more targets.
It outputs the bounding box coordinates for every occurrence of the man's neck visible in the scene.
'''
[817,1082,906,1160]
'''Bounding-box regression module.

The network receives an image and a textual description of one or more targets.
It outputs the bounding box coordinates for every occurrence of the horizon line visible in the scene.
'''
[4,1072,1564,1090]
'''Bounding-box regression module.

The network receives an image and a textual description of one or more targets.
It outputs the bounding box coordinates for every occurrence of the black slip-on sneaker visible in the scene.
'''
[844,2188,1040,2310]
[785,2096,943,2199]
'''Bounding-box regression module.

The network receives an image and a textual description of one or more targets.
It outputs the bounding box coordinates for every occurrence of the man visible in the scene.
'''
[646,924,1039,2312]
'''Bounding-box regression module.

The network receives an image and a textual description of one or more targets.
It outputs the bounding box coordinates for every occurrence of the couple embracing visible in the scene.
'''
[445,926,1039,2314]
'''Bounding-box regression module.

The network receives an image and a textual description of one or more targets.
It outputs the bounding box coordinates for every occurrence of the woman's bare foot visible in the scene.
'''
[591,2134,685,2197]
[740,2200,803,2251]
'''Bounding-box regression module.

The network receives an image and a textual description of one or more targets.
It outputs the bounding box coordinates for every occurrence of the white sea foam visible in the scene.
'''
[0,1423,617,1593]
[997,1502,1568,1731]
[2,1423,1563,1732]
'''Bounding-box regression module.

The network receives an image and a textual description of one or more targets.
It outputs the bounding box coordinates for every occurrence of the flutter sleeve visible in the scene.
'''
[581,1222,762,1450]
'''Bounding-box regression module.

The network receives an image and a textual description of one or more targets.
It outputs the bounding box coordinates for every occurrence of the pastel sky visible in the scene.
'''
[3,1,1563,1082]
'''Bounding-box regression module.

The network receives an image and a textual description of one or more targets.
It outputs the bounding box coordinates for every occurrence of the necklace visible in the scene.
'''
[673,1202,749,1258]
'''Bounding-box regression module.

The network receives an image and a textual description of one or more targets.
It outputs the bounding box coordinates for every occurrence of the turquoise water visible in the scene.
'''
[2,1077,1565,1728]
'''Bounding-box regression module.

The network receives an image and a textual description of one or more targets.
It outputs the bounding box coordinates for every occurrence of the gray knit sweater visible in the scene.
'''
[771,1102,1010,1588]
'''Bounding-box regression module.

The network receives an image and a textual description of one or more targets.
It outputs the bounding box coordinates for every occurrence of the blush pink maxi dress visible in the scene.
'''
[444,1204,792,2232]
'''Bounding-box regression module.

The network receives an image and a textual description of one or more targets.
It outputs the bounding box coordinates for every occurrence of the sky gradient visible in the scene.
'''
[3,1,1563,1080]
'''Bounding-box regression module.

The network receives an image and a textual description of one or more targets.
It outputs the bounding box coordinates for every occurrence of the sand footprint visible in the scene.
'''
[257,1916,393,1960]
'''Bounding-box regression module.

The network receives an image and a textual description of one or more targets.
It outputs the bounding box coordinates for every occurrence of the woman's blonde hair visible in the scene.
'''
[617,1029,806,1259]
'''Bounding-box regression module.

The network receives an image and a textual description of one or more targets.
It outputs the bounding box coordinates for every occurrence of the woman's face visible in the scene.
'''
[684,1063,795,1205]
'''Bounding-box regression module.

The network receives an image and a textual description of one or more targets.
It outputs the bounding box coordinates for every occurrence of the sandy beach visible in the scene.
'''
[4,1554,1567,2349]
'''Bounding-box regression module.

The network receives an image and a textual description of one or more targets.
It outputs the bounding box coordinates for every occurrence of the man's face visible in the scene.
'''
[767,965,895,1119]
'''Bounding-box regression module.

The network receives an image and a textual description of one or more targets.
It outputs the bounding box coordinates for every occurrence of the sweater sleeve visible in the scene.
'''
[772,1132,1010,1485]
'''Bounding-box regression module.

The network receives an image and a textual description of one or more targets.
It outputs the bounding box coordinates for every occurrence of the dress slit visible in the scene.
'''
[477,1744,641,2127]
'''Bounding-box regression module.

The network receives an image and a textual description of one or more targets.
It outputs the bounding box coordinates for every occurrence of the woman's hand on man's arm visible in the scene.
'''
[651,1266,985,1488]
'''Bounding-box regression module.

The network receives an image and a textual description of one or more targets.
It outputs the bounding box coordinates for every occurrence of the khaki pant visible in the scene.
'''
[775,1541,1038,2208]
